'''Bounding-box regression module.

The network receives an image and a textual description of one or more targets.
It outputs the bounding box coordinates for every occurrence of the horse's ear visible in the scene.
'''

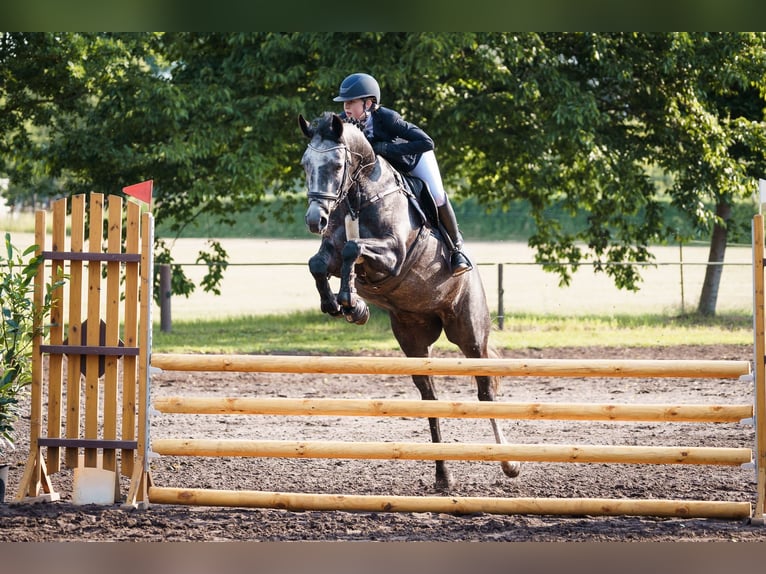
[298,114,312,138]
[331,113,344,139]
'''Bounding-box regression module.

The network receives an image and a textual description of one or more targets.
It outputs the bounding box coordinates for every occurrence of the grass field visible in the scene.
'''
[2,228,754,352]
[2,231,754,320]
[152,236,753,320]
[147,237,753,352]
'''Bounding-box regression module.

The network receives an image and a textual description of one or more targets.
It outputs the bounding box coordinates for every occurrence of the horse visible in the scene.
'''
[298,111,520,491]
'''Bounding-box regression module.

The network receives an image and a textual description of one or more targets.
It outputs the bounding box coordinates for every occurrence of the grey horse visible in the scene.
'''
[299,112,520,490]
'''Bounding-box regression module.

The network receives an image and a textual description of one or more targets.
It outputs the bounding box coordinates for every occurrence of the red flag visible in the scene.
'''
[122,179,153,204]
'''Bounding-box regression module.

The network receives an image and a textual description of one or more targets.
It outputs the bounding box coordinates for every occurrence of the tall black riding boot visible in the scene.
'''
[437,201,473,277]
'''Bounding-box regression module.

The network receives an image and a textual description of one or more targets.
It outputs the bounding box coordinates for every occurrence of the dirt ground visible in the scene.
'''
[2,344,766,542]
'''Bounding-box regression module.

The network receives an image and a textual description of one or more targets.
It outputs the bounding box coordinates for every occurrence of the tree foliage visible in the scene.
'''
[2,33,765,312]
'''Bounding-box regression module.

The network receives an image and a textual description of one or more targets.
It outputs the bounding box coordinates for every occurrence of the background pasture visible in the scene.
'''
[157,237,753,320]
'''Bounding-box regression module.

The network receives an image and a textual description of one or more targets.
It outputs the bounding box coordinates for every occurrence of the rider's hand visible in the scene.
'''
[372,141,389,156]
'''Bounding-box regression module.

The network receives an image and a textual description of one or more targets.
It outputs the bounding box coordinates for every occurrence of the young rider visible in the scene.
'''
[333,72,472,277]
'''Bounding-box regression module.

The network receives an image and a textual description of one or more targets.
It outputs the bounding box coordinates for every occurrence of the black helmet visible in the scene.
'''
[333,73,380,103]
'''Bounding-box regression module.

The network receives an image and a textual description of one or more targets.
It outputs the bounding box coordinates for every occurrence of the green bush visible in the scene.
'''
[0,233,62,451]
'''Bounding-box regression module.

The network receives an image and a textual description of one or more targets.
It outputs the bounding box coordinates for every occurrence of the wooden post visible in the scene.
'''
[65,195,85,469]
[134,210,155,508]
[84,193,104,469]
[121,200,141,479]
[160,264,171,333]
[497,263,504,330]
[103,197,122,478]
[752,214,766,522]
[45,200,66,474]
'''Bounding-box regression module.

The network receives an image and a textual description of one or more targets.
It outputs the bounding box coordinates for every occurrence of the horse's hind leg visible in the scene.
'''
[411,373,454,492]
[444,317,521,479]
[476,373,521,478]
[390,315,453,491]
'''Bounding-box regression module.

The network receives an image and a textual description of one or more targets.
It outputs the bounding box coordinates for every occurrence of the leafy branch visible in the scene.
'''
[0,233,64,451]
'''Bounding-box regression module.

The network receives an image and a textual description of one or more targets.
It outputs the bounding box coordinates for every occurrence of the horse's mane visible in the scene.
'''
[307,111,376,174]
[312,111,370,150]
[309,112,340,140]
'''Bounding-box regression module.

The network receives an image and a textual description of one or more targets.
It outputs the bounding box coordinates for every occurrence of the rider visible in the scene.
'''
[333,72,472,277]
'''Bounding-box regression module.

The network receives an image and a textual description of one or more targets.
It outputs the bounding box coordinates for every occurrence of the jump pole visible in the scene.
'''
[151,354,751,379]
[154,396,753,423]
[146,487,752,520]
[151,438,752,466]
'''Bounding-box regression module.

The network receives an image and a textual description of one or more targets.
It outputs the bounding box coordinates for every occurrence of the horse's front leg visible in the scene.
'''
[308,250,343,317]
[337,240,369,325]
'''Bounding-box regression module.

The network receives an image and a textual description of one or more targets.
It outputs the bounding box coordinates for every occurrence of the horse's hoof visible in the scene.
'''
[343,307,369,325]
[341,300,369,325]
[502,461,522,478]
[352,303,370,325]
[435,471,455,493]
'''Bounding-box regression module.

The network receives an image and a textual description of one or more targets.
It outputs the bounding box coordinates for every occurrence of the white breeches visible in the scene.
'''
[409,150,447,207]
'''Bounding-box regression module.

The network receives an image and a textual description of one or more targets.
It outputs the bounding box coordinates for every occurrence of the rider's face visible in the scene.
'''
[343,99,369,121]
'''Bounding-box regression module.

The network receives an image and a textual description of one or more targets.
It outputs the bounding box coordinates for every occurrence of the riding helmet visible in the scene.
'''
[333,73,381,103]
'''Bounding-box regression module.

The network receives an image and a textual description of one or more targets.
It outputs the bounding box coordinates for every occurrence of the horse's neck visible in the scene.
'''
[353,162,403,205]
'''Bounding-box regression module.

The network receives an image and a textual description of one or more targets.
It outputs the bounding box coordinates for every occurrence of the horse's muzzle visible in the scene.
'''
[305,202,328,235]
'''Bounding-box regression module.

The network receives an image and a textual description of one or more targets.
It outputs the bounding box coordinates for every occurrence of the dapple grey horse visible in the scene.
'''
[299,112,519,490]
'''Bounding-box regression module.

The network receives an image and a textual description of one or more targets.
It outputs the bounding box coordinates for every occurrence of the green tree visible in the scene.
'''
[2,32,765,315]
[416,33,766,314]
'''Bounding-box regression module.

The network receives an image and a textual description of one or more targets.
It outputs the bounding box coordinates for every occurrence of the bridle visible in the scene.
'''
[306,141,375,211]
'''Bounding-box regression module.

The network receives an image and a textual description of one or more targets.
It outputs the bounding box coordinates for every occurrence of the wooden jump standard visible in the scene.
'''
[752,213,766,524]
[14,193,153,507]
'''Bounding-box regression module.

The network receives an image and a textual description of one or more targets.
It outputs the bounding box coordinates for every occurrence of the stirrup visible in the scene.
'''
[450,250,472,277]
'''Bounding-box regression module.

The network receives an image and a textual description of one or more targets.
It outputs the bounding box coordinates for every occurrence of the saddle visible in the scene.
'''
[397,173,441,231]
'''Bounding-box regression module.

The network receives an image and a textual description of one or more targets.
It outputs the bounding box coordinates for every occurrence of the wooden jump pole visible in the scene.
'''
[153,396,753,423]
[151,353,751,379]
[146,487,752,520]
[151,438,752,466]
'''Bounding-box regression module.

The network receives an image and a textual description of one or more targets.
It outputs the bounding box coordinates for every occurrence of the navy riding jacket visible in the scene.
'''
[343,106,434,173]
